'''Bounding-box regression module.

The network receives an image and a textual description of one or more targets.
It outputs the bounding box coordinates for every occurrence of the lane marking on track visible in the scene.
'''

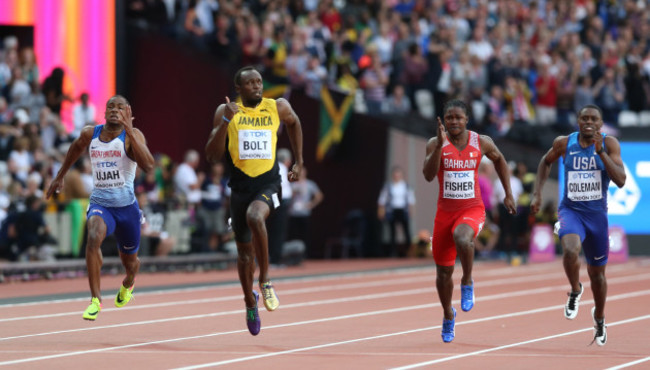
[2,271,650,341]
[2,264,648,323]
[0,286,649,367]
[392,313,650,369]
[606,356,650,370]
[3,259,643,309]
[176,309,650,369]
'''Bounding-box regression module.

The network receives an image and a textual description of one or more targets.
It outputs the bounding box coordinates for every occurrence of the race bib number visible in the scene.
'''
[567,170,602,201]
[239,130,272,159]
[442,170,475,199]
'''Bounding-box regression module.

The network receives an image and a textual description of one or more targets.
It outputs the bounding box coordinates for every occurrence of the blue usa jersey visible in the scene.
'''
[560,132,610,212]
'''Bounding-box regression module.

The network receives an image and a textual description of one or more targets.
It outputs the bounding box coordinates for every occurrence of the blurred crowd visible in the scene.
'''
[2,0,648,262]
[128,0,650,131]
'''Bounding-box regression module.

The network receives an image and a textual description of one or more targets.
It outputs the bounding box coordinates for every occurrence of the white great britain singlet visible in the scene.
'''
[88,125,137,207]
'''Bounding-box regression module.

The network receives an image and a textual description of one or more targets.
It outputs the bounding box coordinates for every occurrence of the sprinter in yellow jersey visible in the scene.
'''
[205,66,303,336]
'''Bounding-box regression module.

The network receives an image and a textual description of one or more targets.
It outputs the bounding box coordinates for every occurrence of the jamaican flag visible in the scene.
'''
[263,80,288,99]
[317,87,355,161]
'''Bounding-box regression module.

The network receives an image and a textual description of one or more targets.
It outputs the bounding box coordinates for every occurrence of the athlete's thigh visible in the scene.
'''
[87,204,116,237]
[557,207,586,241]
[583,211,609,266]
[230,190,254,243]
[452,206,486,240]
[112,202,143,255]
[432,209,458,266]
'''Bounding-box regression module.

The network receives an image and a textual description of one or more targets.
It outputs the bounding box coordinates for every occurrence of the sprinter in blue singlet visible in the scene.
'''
[531,105,626,346]
[46,95,155,321]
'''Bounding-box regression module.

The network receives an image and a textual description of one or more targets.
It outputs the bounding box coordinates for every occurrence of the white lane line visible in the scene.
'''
[0,267,437,308]
[3,270,650,342]
[174,293,650,369]
[392,313,650,369]
[2,258,642,310]
[1,287,649,367]
[0,267,571,321]
[3,262,647,323]
[607,356,650,370]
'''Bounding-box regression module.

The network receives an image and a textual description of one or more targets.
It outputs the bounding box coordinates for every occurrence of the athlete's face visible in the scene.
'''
[443,107,468,136]
[104,96,128,124]
[237,70,263,106]
[577,107,602,139]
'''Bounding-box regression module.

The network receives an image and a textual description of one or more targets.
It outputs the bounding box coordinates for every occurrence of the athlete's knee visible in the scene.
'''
[236,244,254,264]
[588,268,606,285]
[563,244,581,258]
[246,209,265,228]
[453,229,473,249]
[122,256,140,273]
[436,266,454,281]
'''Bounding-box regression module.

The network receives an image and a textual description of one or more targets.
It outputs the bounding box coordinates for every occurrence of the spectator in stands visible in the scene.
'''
[383,84,411,114]
[72,92,97,138]
[198,161,230,252]
[6,195,53,262]
[137,192,174,257]
[303,53,328,99]
[8,136,33,186]
[360,44,389,116]
[493,161,523,261]
[7,66,30,107]
[574,75,595,114]
[401,42,428,113]
[41,67,70,116]
[555,63,578,130]
[288,166,323,253]
[534,61,558,126]
[173,149,202,209]
[38,107,58,155]
[593,67,625,126]
[266,148,293,267]
[377,165,415,258]
[0,96,11,124]
[19,47,39,87]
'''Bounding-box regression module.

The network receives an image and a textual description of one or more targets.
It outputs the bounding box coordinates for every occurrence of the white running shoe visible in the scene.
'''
[590,307,607,346]
[564,283,583,319]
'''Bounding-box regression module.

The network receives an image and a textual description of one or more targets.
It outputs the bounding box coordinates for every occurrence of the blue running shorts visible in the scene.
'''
[557,207,609,266]
[87,201,143,255]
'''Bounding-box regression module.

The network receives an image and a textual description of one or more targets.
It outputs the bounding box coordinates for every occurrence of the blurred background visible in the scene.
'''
[0,0,648,280]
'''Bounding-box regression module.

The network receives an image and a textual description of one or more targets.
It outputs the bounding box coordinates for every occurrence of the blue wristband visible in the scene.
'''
[222,115,231,123]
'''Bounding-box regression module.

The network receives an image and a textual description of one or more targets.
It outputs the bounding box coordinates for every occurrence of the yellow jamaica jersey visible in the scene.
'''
[226,98,281,192]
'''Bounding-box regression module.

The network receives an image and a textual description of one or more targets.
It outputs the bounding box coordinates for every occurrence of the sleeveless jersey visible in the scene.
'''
[560,132,610,212]
[436,130,483,212]
[226,98,281,192]
[88,125,137,207]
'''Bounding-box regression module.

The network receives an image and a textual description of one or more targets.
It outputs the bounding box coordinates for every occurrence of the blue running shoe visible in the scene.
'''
[441,307,456,343]
[461,280,475,312]
[246,290,261,336]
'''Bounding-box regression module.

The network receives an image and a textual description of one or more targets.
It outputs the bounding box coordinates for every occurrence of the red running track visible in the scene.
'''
[1,257,649,369]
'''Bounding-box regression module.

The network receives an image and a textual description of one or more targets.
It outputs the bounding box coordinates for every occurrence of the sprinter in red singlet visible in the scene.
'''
[423,99,517,342]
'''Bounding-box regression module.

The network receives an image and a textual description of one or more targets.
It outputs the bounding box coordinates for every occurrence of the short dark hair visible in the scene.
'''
[578,104,602,118]
[109,94,130,105]
[234,66,258,86]
[442,99,468,116]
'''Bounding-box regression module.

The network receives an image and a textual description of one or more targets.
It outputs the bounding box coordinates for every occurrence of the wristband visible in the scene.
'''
[596,147,604,154]
[222,116,231,123]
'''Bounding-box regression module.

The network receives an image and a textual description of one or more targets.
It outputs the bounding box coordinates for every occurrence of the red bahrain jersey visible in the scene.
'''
[436,130,484,212]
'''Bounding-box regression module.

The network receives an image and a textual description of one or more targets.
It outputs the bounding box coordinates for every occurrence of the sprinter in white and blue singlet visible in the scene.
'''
[531,104,626,346]
[46,95,155,321]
